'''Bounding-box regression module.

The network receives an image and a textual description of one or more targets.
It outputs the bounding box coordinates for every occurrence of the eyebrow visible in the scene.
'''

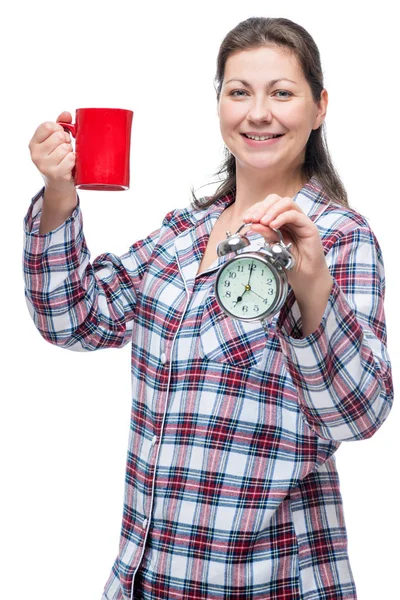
[225,78,297,87]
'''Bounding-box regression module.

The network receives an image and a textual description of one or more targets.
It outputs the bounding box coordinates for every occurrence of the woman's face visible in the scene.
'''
[217,46,327,175]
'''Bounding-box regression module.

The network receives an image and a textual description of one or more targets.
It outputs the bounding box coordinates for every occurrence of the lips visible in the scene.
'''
[241,133,284,139]
[241,133,285,147]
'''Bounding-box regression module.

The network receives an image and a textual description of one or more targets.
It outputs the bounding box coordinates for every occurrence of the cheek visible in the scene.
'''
[220,103,246,125]
[286,105,314,131]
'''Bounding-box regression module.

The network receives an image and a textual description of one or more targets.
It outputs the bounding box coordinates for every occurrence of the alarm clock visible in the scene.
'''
[214,223,296,326]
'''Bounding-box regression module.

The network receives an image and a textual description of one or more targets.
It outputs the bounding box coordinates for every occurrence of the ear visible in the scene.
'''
[313,88,328,130]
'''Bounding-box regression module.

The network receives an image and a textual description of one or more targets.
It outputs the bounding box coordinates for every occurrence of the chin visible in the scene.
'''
[237,157,280,170]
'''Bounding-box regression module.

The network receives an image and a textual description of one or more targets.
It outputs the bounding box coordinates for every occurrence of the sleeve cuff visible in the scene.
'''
[23,187,82,254]
[276,276,362,359]
[276,277,346,347]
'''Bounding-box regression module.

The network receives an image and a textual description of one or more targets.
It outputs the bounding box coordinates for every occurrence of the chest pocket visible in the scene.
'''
[199,293,274,368]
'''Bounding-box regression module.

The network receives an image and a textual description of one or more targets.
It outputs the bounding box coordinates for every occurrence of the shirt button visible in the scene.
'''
[160,352,167,364]
[151,435,157,447]
[142,518,148,529]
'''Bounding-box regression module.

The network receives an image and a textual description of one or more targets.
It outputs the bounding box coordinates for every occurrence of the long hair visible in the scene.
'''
[190,17,349,210]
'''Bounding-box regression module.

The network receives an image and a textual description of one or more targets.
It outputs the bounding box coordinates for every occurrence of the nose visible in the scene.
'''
[246,97,273,123]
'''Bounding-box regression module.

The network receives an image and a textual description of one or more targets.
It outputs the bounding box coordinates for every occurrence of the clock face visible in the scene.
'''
[216,255,278,320]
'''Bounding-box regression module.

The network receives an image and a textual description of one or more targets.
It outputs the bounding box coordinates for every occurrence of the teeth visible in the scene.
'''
[245,134,280,141]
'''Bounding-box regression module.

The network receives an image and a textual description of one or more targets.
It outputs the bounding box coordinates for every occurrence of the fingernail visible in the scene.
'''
[261,213,272,223]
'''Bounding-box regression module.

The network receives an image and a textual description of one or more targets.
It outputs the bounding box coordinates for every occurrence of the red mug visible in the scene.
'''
[57,108,134,191]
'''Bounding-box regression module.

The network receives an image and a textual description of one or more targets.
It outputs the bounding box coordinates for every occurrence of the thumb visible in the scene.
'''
[56,111,72,123]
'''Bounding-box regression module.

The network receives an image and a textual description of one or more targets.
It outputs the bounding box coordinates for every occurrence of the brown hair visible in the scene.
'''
[190,16,349,210]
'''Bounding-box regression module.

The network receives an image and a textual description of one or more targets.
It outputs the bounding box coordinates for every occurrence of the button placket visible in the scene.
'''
[129,244,191,592]
[141,435,158,535]
[133,286,189,582]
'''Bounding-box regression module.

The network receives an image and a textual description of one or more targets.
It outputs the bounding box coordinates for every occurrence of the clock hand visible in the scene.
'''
[233,287,250,306]
[240,277,265,302]
[247,260,255,286]
[250,289,265,301]
[233,294,244,306]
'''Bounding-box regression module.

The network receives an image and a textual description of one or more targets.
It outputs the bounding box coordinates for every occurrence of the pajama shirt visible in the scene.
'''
[22,176,394,599]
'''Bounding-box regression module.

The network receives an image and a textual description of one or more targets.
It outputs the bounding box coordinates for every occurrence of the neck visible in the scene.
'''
[227,166,308,222]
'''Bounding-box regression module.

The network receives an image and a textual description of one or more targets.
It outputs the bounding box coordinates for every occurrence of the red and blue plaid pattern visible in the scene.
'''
[23,177,393,599]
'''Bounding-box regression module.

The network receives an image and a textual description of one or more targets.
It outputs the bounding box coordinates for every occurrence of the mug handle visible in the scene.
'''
[57,122,76,137]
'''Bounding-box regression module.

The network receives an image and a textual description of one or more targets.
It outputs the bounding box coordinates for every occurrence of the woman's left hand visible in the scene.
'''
[242,194,329,288]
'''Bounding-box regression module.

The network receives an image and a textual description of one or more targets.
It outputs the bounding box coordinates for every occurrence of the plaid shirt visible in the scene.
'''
[23,177,394,600]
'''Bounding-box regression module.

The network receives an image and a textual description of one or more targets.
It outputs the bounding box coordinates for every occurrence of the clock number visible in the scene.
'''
[254,305,260,312]
[267,278,273,285]
[237,265,244,273]
[228,271,237,279]
[248,263,256,271]
[268,289,274,296]
[242,305,249,313]
[224,280,230,287]
[225,291,231,298]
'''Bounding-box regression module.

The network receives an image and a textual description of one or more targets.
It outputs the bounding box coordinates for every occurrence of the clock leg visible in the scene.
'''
[261,319,269,334]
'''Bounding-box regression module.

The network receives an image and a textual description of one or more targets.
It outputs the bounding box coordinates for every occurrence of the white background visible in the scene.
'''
[1,0,398,598]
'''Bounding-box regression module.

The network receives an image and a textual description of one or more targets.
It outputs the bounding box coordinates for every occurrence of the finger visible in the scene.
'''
[261,195,293,214]
[29,121,59,146]
[56,149,76,174]
[244,197,292,224]
[45,141,74,166]
[243,195,292,222]
[249,223,295,249]
[249,222,282,242]
[268,209,307,229]
[30,121,71,149]
[56,111,72,123]
[259,198,296,225]
[40,130,71,156]
[242,200,277,222]
[56,112,73,142]
[42,149,75,181]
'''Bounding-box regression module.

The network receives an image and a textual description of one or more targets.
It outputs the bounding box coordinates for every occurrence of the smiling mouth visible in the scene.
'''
[241,133,285,141]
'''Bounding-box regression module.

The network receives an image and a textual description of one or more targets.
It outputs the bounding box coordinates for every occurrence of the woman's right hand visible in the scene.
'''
[29,112,79,234]
[28,111,76,193]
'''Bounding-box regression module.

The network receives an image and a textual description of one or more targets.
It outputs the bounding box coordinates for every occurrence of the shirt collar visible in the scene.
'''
[184,175,332,229]
[173,176,332,286]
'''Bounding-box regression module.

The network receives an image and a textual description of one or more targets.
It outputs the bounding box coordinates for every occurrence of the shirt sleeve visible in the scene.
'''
[23,187,175,352]
[275,225,394,442]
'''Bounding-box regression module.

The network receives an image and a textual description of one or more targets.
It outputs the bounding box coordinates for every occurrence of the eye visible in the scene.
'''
[230,90,248,97]
[273,90,292,98]
[229,89,293,98]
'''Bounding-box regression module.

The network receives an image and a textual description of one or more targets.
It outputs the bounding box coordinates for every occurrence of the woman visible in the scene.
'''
[23,16,393,600]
